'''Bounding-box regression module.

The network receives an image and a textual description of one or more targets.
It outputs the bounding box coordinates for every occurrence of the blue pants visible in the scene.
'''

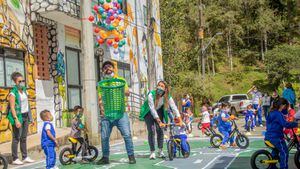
[263,106,270,122]
[245,115,254,131]
[43,146,56,169]
[268,139,289,169]
[211,116,218,127]
[253,104,262,125]
[173,134,189,154]
[219,128,234,145]
[101,113,134,157]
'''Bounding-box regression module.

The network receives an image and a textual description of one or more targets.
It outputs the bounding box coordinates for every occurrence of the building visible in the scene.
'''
[0,0,163,143]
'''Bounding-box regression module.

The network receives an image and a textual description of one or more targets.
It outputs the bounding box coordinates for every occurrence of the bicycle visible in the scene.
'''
[210,116,249,149]
[59,130,98,165]
[182,113,193,133]
[165,123,190,161]
[251,128,300,169]
[0,154,8,169]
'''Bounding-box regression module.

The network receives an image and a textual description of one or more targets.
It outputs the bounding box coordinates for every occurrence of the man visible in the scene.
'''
[247,86,263,127]
[97,61,136,165]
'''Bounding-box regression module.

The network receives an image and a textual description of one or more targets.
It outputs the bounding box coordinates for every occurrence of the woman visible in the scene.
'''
[282,82,296,109]
[261,93,271,121]
[265,98,298,169]
[7,72,34,165]
[139,81,182,160]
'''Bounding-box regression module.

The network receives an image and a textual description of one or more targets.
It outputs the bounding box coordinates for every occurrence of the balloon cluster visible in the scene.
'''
[89,0,126,53]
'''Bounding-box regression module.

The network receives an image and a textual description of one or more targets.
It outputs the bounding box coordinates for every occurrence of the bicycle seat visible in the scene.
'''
[68,137,78,144]
[264,140,275,149]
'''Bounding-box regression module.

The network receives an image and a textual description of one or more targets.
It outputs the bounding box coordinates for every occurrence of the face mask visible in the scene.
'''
[156,87,165,96]
[49,114,53,121]
[281,109,288,115]
[104,72,114,79]
[76,112,83,119]
[17,82,25,89]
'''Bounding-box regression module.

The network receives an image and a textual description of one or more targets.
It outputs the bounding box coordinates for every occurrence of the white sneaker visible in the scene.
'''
[12,159,24,165]
[149,151,156,160]
[158,149,165,158]
[260,124,264,127]
[50,166,59,169]
[245,132,252,136]
[23,157,35,163]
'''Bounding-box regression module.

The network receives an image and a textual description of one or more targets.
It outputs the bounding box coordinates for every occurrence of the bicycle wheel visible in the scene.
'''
[59,147,74,165]
[250,149,274,169]
[197,122,202,130]
[167,140,175,161]
[236,134,249,149]
[86,145,98,162]
[0,155,8,169]
[210,134,223,148]
[294,150,300,169]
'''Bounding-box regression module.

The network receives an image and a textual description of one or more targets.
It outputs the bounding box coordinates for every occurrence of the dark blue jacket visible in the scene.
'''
[41,121,56,148]
[217,110,231,131]
[265,110,297,140]
[282,88,296,106]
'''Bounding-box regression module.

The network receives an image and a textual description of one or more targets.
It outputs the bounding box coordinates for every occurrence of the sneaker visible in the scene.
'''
[245,132,252,136]
[51,166,59,169]
[23,157,35,163]
[149,151,156,160]
[157,149,165,158]
[128,155,136,164]
[12,159,24,165]
[260,124,264,127]
[230,143,237,148]
[96,157,109,165]
[252,128,256,132]
[219,144,227,150]
[183,152,189,158]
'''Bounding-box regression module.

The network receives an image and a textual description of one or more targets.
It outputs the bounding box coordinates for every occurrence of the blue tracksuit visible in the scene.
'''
[253,104,262,126]
[41,121,56,169]
[244,110,254,131]
[173,134,189,155]
[265,110,297,169]
[218,111,234,145]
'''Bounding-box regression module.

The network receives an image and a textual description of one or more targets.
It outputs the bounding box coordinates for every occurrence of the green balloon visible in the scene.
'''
[109,25,115,30]
[106,0,112,2]
[118,0,123,3]
[99,0,105,4]
[102,13,107,19]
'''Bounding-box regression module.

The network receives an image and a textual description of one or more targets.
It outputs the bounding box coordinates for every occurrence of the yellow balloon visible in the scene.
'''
[119,26,125,32]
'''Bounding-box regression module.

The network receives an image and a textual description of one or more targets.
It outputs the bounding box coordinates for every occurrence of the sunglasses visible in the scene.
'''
[18,80,25,83]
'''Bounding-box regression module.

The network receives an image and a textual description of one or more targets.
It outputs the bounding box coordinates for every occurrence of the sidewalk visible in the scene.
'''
[0,127,70,163]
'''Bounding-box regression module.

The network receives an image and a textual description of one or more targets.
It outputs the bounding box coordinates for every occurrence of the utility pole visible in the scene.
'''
[81,0,98,143]
[198,0,205,78]
[146,0,155,90]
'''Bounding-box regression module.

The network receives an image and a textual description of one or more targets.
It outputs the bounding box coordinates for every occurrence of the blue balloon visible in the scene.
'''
[118,0,123,3]
[117,9,123,14]
[98,7,105,14]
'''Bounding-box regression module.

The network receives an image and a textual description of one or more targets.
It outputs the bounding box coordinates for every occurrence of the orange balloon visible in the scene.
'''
[103,4,109,10]
[113,43,118,49]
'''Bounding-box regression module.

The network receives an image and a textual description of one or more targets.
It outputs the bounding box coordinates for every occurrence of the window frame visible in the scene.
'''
[0,47,26,88]
[116,61,131,87]
[65,47,82,110]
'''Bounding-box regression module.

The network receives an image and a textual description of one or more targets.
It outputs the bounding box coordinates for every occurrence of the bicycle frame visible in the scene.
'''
[229,120,241,138]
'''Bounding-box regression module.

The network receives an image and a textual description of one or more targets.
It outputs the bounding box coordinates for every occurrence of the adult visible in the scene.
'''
[282,82,296,109]
[270,89,280,106]
[247,86,263,127]
[261,93,271,121]
[140,81,182,160]
[7,72,35,165]
[97,61,136,165]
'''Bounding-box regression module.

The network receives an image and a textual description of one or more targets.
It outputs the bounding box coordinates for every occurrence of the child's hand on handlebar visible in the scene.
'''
[230,115,237,120]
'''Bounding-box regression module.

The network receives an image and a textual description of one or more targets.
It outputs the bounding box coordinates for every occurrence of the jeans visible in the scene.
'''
[144,107,164,152]
[253,104,262,125]
[101,113,134,157]
[43,146,56,169]
[12,113,29,161]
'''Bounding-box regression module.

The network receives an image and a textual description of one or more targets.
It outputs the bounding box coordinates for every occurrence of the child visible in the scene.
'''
[211,104,221,128]
[173,118,189,158]
[201,105,210,135]
[283,103,297,139]
[70,105,87,160]
[244,104,255,135]
[40,110,58,169]
[265,98,299,169]
[218,103,236,149]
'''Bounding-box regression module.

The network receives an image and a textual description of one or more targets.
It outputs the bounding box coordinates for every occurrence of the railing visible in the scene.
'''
[127,92,145,119]
[58,0,80,18]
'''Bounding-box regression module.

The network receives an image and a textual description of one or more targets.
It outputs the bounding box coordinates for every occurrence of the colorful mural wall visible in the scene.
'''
[0,0,37,143]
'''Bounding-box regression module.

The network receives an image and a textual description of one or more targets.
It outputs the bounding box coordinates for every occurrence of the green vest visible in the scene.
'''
[7,86,28,125]
[139,90,170,123]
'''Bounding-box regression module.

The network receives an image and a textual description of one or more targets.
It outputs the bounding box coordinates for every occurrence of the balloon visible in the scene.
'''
[112,22,118,27]
[113,14,118,18]
[102,13,107,19]
[106,19,111,24]
[116,4,121,9]
[100,31,108,39]
[99,0,105,4]
[94,27,100,33]
[117,16,122,21]
[113,43,118,49]
[118,0,123,3]
[108,25,115,30]
[106,0,111,2]
[95,42,100,47]
[98,7,105,14]
[98,38,105,44]
[103,4,110,10]
[107,39,113,46]
[109,16,115,21]
[117,9,123,14]
[118,42,123,47]
[93,5,98,11]
[114,37,120,42]
[108,9,114,14]
[119,26,125,32]
[88,16,95,22]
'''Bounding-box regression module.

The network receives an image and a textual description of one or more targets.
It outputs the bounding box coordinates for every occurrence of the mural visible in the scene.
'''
[0,0,37,143]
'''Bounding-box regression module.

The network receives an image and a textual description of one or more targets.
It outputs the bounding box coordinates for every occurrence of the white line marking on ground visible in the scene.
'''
[194,159,203,164]
[225,152,240,169]
[202,154,221,169]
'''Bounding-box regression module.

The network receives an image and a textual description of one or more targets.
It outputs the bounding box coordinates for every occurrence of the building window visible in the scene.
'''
[121,0,128,14]
[66,47,82,109]
[116,61,131,87]
[143,5,147,26]
[0,47,25,87]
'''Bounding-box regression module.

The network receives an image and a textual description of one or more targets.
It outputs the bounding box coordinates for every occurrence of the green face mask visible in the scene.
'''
[17,82,25,89]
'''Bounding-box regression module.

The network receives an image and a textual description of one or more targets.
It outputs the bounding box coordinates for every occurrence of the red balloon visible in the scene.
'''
[116,4,120,9]
[94,27,100,33]
[107,39,113,45]
[93,5,98,11]
[88,16,95,22]
[117,16,122,21]
[109,16,115,21]
[114,37,120,42]
[98,38,105,44]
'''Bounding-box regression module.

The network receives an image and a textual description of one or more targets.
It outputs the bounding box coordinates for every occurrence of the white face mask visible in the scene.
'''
[104,72,114,79]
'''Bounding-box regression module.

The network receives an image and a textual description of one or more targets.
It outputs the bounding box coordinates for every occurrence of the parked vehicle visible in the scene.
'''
[212,94,252,116]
